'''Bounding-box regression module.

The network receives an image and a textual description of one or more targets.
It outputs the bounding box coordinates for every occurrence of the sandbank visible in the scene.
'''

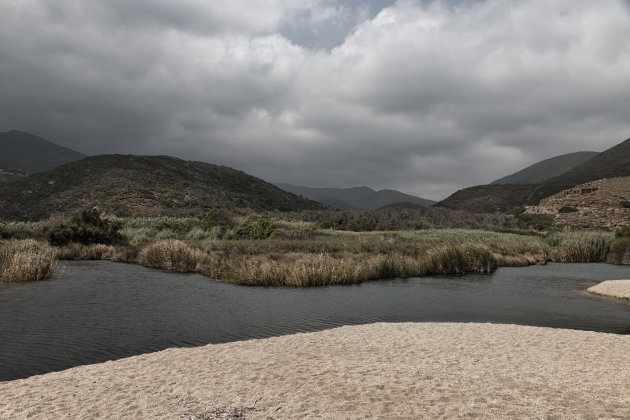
[587,279,630,300]
[1,322,629,419]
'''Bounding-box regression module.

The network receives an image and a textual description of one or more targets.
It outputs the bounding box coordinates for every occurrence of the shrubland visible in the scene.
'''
[0,206,623,286]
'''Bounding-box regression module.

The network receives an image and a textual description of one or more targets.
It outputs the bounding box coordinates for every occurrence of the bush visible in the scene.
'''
[47,208,126,247]
[506,206,526,216]
[558,206,578,214]
[620,200,630,209]
[199,209,236,230]
[615,226,630,238]
[516,213,554,230]
[607,237,630,265]
[235,216,277,239]
[0,239,57,283]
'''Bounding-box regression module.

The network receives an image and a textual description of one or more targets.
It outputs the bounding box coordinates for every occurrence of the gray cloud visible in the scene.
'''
[1,0,629,200]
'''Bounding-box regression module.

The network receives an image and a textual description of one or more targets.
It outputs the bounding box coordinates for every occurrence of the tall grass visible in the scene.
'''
[200,243,499,287]
[139,240,205,272]
[547,231,612,263]
[0,239,57,283]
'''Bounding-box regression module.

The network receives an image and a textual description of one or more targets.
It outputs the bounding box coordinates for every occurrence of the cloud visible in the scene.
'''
[1,0,629,200]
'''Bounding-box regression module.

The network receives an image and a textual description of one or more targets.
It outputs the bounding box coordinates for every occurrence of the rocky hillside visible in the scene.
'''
[0,155,323,221]
[526,177,630,229]
[529,137,630,203]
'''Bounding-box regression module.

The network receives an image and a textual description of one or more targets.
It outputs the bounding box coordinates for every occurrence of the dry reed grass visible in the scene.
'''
[139,240,205,272]
[0,239,57,283]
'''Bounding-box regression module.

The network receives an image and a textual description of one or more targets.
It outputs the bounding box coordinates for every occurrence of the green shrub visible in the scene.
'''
[516,213,554,230]
[235,216,277,239]
[47,208,126,247]
[199,209,236,229]
[607,237,630,265]
[620,200,630,209]
[615,226,630,238]
[558,206,578,214]
[506,206,526,216]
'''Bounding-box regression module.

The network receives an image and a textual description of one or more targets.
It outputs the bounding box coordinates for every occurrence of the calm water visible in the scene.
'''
[1,261,630,381]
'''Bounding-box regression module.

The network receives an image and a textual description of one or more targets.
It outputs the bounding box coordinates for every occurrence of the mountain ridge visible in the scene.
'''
[0,130,86,174]
[275,183,435,209]
[491,151,599,185]
[0,154,323,221]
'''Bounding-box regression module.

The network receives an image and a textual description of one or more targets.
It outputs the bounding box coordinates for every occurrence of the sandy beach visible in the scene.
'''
[2,322,630,419]
[587,279,630,300]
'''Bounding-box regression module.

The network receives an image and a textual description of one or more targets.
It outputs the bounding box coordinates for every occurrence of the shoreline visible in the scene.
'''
[2,322,629,419]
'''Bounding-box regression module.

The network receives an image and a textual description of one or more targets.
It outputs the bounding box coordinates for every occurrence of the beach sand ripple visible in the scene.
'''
[1,323,629,419]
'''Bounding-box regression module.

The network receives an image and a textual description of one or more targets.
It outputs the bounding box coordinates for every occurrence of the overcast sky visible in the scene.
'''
[1,0,629,200]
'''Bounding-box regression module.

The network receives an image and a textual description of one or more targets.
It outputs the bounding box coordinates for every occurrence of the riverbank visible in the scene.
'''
[588,279,630,300]
[2,322,629,419]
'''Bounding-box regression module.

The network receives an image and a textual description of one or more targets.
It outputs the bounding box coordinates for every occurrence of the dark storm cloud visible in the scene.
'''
[1,0,629,200]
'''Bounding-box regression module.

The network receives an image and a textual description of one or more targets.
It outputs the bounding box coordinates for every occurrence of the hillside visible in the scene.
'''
[529,137,630,203]
[526,177,630,229]
[491,151,598,185]
[0,155,323,221]
[0,130,86,174]
[433,184,537,213]
[437,136,630,212]
[275,183,435,209]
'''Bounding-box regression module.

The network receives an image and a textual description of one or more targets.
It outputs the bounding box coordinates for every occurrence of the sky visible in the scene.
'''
[1,0,629,200]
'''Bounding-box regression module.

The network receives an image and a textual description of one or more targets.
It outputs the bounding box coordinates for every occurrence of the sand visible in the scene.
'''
[587,279,630,300]
[2,322,630,419]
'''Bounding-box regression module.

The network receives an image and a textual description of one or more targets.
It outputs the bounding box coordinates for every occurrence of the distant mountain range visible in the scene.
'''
[490,151,598,185]
[3,128,628,218]
[0,155,323,221]
[0,130,86,174]
[275,183,436,209]
[437,137,630,213]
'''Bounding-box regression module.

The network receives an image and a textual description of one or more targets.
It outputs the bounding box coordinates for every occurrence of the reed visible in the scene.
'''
[547,231,612,263]
[138,240,205,272]
[0,239,57,283]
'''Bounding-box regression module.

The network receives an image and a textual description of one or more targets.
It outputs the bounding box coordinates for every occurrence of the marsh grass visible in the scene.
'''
[139,239,205,272]
[547,231,612,263]
[2,214,619,287]
[0,239,57,283]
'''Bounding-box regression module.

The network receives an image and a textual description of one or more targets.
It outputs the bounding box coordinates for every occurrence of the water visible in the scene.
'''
[1,261,629,381]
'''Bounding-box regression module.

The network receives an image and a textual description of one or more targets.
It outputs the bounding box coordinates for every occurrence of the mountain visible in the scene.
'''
[0,130,86,174]
[436,137,630,212]
[491,151,598,185]
[433,184,537,213]
[275,183,435,209]
[529,137,630,203]
[0,155,323,221]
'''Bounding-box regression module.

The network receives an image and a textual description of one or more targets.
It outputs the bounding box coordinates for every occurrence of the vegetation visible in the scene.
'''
[620,200,630,209]
[558,206,578,213]
[47,208,126,247]
[0,207,625,286]
[0,239,57,283]
[0,154,323,221]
